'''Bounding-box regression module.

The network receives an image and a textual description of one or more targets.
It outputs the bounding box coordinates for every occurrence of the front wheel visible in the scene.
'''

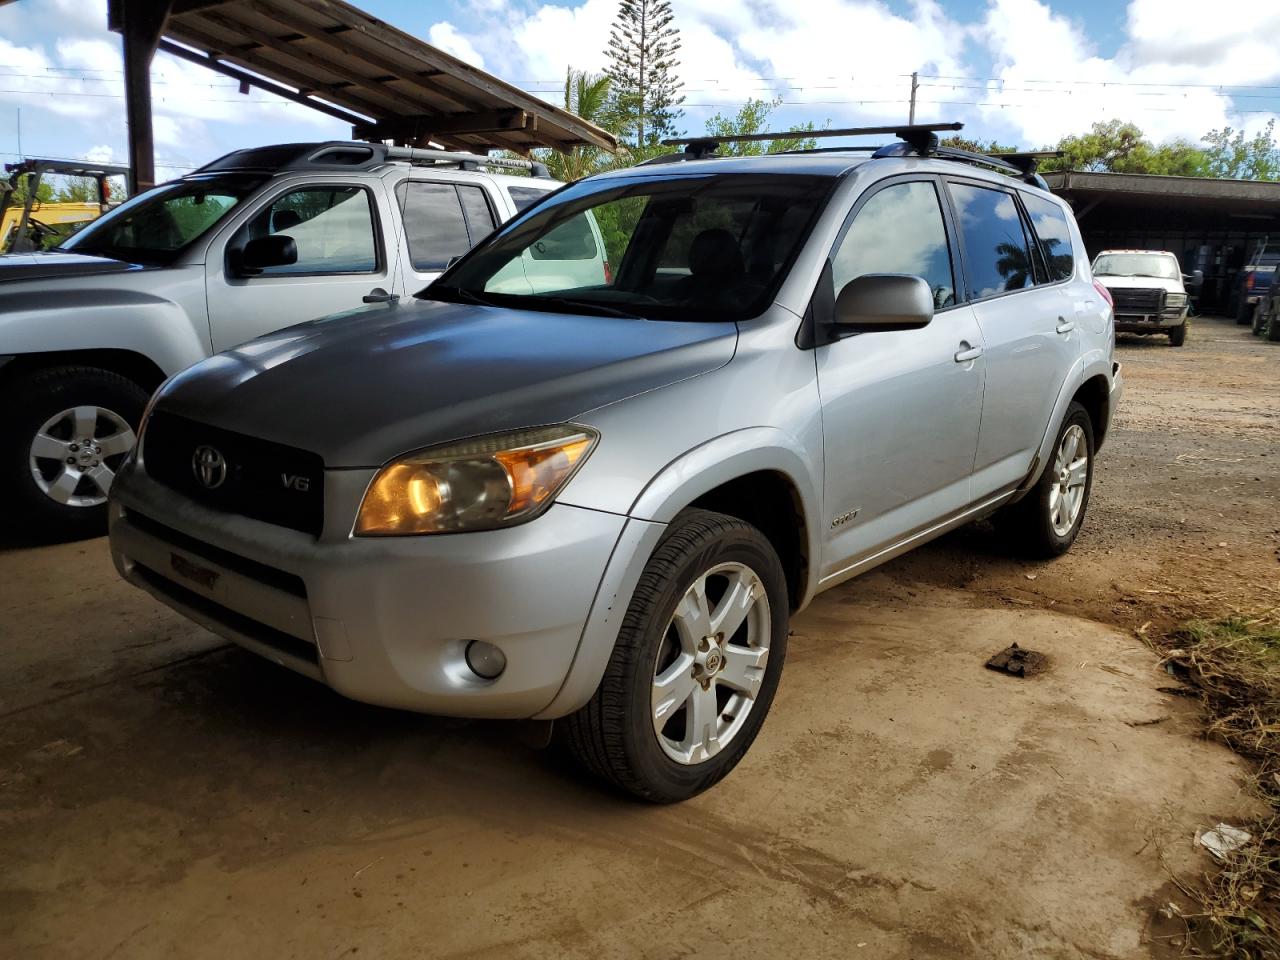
[561,509,789,803]
[1168,323,1187,347]
[0,366,147,540]
[998,402,1095,558]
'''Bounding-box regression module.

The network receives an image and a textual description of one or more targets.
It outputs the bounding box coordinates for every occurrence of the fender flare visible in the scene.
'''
[1018,352,1114,496]
[535,428,823,719]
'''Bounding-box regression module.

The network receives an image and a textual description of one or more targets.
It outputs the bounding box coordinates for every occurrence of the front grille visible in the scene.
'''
[1110,287,1164,315]
[133,563,318,665]
[144,411,324,536]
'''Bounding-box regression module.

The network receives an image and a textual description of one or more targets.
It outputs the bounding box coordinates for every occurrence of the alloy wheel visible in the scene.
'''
[1048,423,1088,537]
[650,561,772,765]
[28,405,136,508]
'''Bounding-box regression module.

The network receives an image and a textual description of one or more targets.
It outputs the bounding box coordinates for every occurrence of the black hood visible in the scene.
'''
[156,298,737,467]
[0,251,136,282]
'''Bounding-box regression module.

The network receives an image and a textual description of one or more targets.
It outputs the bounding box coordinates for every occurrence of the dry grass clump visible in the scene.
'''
[1158,616,1280,958]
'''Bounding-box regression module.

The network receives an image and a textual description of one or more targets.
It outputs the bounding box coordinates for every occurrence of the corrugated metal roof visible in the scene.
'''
[159,0,616,155]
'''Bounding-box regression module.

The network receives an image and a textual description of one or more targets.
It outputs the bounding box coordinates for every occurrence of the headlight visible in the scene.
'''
[1165,293,1187,307]
[355,425,597,536]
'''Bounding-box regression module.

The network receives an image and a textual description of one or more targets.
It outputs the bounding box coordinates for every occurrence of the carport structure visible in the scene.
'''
[100,0,617,192]
[1045,170,1280,314]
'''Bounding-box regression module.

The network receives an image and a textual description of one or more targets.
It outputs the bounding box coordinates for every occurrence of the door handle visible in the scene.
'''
[1056,317,1075,334]
[363,287,398,304]
[954,342,983,363]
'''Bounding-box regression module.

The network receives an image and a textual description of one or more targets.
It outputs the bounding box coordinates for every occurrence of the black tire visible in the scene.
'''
[1269,311,1280,343]
[1236,296,1253,325]
[561,509,790,803]
[0,366,148,541]
[1252,303,1266,336]
[998,402,1095,559]
[1168,323,1187,347]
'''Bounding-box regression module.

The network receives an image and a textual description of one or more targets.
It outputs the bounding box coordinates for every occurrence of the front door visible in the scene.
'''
[206,181,396,352]
[816,178,986,580]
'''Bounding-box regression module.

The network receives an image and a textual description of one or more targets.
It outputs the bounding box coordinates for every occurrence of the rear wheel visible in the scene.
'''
[0,366,146,540]
[1236,297,1253,325]
[1168,323,1187,347]
[998,402,1095,558]
[561,509,789,803]
[1252,303,1267,336]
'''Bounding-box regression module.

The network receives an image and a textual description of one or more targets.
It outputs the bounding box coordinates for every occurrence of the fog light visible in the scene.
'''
[464,639,507,680]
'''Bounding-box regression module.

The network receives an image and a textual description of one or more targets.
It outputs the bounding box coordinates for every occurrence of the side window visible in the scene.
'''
[248,186,378,275]
[831,180,955,309]
[457,185,497,242]
[948,183,1035,298]
[508,185,550,212]
[530,214,598,261]
[397,182,484,272]
[1022,193,1075,282]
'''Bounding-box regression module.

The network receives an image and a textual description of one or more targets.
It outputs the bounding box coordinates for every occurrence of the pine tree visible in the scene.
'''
[603,0,684,147]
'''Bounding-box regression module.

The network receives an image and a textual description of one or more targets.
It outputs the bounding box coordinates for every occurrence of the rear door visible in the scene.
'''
[205,179,396,352]
[395,178,502,293]
[815,176,986,576]
[945,179,1077,497]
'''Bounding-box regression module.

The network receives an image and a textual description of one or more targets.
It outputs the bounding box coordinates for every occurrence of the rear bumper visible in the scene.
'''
[108,460,630,718]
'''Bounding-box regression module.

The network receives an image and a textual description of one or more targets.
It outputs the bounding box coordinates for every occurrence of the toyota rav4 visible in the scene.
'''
[108,127,1122,802]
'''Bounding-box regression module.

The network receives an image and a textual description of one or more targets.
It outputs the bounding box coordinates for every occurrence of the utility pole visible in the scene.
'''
[908,71,918,125]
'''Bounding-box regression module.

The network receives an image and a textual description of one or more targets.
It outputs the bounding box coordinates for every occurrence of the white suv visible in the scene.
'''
[0,142,565,538]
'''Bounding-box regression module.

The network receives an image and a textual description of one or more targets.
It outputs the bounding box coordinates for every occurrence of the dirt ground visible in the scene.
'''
[2,315,1277,959]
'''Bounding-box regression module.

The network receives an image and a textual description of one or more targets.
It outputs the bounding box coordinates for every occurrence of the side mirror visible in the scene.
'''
[1184,269,1204,287]
[834,274,935,332]
[238,234,297,275]
[446,255,463,270]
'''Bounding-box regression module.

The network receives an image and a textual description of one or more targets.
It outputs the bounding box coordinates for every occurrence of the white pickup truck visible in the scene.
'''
[0,141,572,538]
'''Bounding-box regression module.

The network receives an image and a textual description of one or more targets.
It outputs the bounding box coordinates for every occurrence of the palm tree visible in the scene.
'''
[543,69,618,183]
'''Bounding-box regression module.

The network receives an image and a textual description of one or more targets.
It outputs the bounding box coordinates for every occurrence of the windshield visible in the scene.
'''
[60,175,264,265]
[1093,253,1181,280]
[426,172,834,321]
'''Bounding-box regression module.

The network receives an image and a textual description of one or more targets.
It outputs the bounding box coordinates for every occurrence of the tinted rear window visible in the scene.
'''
[949,183,1035,298]
[1022,193,1074,282]
[509,185,551,212]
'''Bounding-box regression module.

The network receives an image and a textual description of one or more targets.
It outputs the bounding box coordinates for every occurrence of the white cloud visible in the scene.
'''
[978,0,1280,145]
[428,22,487,70]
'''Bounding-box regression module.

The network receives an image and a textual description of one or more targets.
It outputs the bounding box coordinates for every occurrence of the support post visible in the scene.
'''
[109,0,172,194]
[908,71,918,125]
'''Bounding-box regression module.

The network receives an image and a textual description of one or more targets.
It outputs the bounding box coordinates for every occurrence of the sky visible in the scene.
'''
[2,0,1279,177]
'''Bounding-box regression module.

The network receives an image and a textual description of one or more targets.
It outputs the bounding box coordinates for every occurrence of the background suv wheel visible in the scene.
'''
[0,366,146,540]
[561,509,789,803]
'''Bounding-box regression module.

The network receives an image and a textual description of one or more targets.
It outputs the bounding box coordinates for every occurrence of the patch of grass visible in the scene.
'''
[1158,616,1280,958]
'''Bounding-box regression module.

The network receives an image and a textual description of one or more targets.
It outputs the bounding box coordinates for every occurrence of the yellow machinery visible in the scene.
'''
[0,159,131,253]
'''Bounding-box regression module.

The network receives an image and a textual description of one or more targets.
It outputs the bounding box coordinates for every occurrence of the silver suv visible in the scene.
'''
[108,127,1122,802]
[0,142,558,538]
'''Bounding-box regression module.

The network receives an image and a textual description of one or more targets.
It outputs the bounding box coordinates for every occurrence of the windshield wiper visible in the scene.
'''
[421,285,498,307]
[524,296,646,320]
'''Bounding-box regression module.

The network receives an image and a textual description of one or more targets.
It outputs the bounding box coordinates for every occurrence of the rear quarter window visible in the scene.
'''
[1022,193,1075,282]
[508,185,553,212]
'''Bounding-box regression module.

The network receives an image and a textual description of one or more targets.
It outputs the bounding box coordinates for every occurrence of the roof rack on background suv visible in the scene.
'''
[646,123,1059,188]
[196,141,553,179]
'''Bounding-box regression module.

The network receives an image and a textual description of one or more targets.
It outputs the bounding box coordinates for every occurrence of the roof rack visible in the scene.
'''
[657,123,964,161]
[196,141,552,179]
[645,124,1058,188]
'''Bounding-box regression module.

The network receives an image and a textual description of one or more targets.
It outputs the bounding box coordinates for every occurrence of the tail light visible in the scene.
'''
[603,260,614,285]
[1246,272,1255,291]
[1093,279,1114,308]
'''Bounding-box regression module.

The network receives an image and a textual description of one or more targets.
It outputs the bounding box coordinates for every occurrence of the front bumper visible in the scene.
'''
[108,460,629,718]
[1114,308,1186,333]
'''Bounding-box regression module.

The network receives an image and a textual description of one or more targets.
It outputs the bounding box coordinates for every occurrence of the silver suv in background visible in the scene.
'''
[1092,249,1194,346]
[108,126,1122,802]
[0,142,562,538]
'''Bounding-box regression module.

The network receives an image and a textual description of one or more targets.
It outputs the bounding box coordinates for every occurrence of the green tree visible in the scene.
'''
[1038,120,1209,176]
[1203,120,1280,181]
[604,0,684,147]
[542,69,619,183]
[939,135,1020,155]
[703,98,819,155]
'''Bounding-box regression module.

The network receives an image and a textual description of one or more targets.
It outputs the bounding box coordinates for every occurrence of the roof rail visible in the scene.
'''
[382,145,552,179]
[655,122,964,162]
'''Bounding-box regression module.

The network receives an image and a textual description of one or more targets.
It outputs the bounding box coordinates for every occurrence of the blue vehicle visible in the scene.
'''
[1235,238,1279,324]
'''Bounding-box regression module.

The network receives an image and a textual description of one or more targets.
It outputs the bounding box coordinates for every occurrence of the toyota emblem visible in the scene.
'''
[192,444,228,489]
